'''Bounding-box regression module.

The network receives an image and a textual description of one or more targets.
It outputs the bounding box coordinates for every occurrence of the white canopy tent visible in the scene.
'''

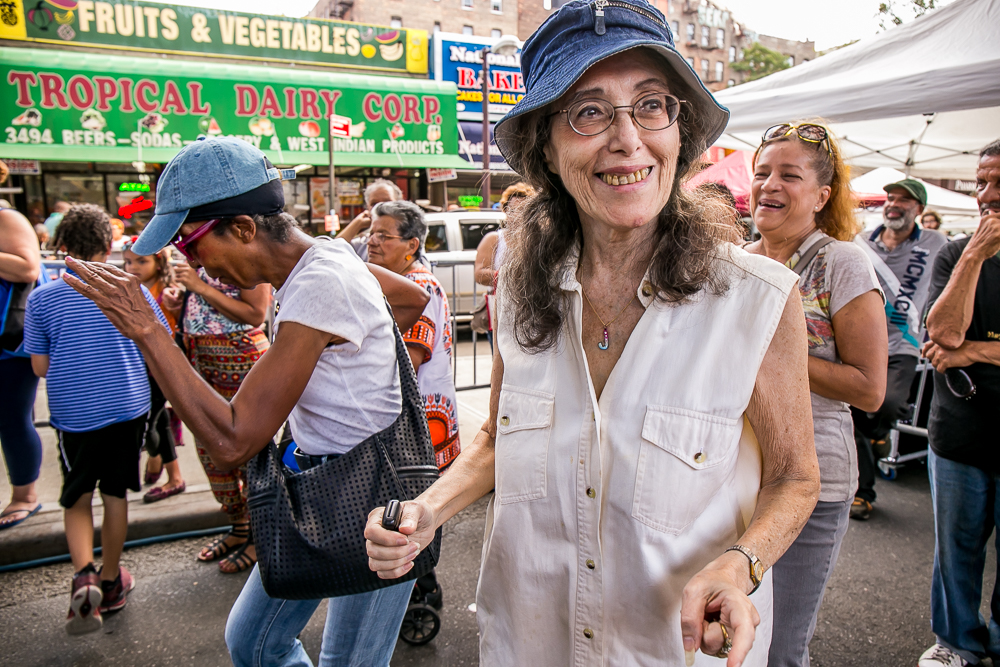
[852,167,981,232]
[713,0,1000,180]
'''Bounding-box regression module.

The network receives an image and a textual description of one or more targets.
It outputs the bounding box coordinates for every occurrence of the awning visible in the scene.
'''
[0,47,469,169]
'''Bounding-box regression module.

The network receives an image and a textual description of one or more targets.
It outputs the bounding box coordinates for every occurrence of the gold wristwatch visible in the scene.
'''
[726,545,764,595]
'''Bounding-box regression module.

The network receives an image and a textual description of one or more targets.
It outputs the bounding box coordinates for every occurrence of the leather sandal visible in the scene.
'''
[197,524,250,562]
[218,539,256,574]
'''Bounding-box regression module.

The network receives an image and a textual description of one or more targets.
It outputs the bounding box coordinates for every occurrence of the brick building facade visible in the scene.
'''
[309,0,815,90]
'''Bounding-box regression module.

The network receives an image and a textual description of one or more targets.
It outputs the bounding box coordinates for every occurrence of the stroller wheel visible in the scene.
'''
[877,459,898,480]
[399,604,441,645]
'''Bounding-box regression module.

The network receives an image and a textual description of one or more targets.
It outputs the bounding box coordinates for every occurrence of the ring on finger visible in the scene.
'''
[710,622,733,659]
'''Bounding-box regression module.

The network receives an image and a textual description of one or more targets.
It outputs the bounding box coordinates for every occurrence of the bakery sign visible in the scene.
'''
[0,47,466,168]
[0,0,428,74]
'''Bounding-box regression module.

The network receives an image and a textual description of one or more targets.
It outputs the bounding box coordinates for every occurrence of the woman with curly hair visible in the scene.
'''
[366,2,824,664]
[745,123,888,666]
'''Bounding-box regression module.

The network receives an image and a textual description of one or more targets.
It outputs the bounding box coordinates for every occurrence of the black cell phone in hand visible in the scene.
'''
[382,500,402,532]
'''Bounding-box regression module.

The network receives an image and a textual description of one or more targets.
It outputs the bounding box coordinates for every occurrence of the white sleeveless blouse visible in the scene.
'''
[478,243,799,666]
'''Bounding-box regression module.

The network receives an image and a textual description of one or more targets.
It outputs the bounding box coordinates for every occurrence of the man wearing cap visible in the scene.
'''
[917,139,1000,667]
[851,178,947,520]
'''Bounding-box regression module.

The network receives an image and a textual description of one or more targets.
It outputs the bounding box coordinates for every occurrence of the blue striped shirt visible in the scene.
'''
[23,271,169,433]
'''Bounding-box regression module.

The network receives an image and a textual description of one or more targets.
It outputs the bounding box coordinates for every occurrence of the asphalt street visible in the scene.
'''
[2,457,996,666]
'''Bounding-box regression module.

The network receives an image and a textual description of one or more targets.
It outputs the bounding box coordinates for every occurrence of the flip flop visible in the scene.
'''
[0,504,42,530]
[143,482,186,504]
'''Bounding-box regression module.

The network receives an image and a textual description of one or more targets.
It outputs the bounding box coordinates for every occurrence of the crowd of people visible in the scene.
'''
[1,0,998,665]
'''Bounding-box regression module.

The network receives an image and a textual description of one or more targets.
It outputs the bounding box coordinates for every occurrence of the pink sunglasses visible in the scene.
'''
[171,218,222,262]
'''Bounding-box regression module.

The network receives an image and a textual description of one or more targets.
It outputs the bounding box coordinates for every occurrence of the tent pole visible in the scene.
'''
[905,114,937,178]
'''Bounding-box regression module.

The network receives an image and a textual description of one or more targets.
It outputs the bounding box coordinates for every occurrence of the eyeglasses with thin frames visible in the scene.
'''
[548,93,685,137]
[367,231,406,245]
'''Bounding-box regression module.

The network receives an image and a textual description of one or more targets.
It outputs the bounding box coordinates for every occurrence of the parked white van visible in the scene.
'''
[424,210,504,323]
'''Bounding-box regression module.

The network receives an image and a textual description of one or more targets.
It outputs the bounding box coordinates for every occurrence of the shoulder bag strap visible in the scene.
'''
[791,236,836,276]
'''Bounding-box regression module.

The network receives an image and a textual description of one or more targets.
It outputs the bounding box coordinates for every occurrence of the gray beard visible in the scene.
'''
[883,215,911,231]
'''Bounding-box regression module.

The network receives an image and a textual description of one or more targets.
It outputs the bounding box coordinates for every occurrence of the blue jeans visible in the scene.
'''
[225,564,412,667]
[929,450,1000,663]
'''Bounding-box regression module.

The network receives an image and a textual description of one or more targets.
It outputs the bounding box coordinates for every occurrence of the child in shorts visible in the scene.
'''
[23,204,168,635]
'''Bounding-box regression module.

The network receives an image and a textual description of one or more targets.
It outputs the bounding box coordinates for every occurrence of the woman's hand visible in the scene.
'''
[174,262,206,294]
[680,552,761,667]
[337,210,372,243]
[160,285,184,312]
[922,340,972,372]
[62,257,162,340]
[365,499,438,579]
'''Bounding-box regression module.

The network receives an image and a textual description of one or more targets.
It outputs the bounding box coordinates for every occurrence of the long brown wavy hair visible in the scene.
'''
[753,122,858,242]
[499,53,737,353]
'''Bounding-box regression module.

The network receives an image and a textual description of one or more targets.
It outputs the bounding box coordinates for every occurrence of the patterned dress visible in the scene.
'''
[402,265,461,470]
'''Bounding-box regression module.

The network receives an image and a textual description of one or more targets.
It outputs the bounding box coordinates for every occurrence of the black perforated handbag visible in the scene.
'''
[246,316,442,600]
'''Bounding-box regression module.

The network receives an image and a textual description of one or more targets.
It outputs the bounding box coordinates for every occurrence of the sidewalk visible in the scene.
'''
[0,344,494,566]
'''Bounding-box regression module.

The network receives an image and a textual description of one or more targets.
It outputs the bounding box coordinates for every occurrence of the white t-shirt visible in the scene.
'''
[273,238,401,455]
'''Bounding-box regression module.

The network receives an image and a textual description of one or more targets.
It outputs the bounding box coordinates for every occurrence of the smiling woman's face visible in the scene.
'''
[542,50,681,233]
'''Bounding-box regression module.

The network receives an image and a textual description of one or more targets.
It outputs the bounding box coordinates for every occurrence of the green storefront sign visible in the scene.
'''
[0,47,468,169]
[0,0,428,73]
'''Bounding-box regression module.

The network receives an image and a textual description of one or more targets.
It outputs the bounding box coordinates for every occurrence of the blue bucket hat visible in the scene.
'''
[493,0,729,175]
[133,136,296,256]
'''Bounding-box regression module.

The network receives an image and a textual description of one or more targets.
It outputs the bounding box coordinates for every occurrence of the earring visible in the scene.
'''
[405,254,412,261]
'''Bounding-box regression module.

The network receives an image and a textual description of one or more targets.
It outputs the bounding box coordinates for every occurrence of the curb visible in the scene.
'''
[0,485,230,567]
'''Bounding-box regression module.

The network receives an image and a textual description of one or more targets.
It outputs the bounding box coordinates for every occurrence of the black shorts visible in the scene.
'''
[57,415,146,508]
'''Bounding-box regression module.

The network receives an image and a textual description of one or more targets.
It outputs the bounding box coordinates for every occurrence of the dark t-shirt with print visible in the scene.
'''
[926,237,1000,472]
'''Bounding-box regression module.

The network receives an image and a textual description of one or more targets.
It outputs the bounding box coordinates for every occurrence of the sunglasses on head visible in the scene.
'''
[172,218,223,262]
[753,123,833,166]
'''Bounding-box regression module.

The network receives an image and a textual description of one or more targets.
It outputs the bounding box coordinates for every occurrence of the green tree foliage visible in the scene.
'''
[877,0,938,30]
[730,42,791,82]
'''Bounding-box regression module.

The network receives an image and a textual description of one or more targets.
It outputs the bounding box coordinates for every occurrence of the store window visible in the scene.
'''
[715,61,724,81]
[106,173,157,233]
[716,28,725,49]
[281,178,310,228]
[463,24,474,35]
[44,172,105,213]
[491,28,501,38]
[491,0,502,12]
[390,17,402,28]
[729,45,737,62]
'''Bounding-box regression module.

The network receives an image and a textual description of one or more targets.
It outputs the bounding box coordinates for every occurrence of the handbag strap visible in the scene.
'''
[790,236,835,276]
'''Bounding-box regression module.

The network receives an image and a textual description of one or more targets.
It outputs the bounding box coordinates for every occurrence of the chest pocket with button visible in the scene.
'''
[632,405,741,534]
[495,385,554,504]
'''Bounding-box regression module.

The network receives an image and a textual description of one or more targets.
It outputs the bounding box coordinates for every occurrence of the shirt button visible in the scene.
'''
[500,415,510,426]
[586,487,596,498]
[586,559,596,569]
[694,452,706,464]
[583,628,594,639]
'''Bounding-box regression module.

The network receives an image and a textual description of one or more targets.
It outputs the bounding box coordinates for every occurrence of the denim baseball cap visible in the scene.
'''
[494,0,729,175]
[133,136,296,255]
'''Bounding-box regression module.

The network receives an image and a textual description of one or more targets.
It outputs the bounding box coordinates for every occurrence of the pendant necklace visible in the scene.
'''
[581,286,637,351]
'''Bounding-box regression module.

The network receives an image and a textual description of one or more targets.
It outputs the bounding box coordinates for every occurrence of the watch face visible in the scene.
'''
[752,561,764,583]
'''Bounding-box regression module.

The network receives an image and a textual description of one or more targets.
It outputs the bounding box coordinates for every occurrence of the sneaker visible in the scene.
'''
[66,564,103,635]
[918,643,969,666]
[98,566,135,613]
[850,497,872,521]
